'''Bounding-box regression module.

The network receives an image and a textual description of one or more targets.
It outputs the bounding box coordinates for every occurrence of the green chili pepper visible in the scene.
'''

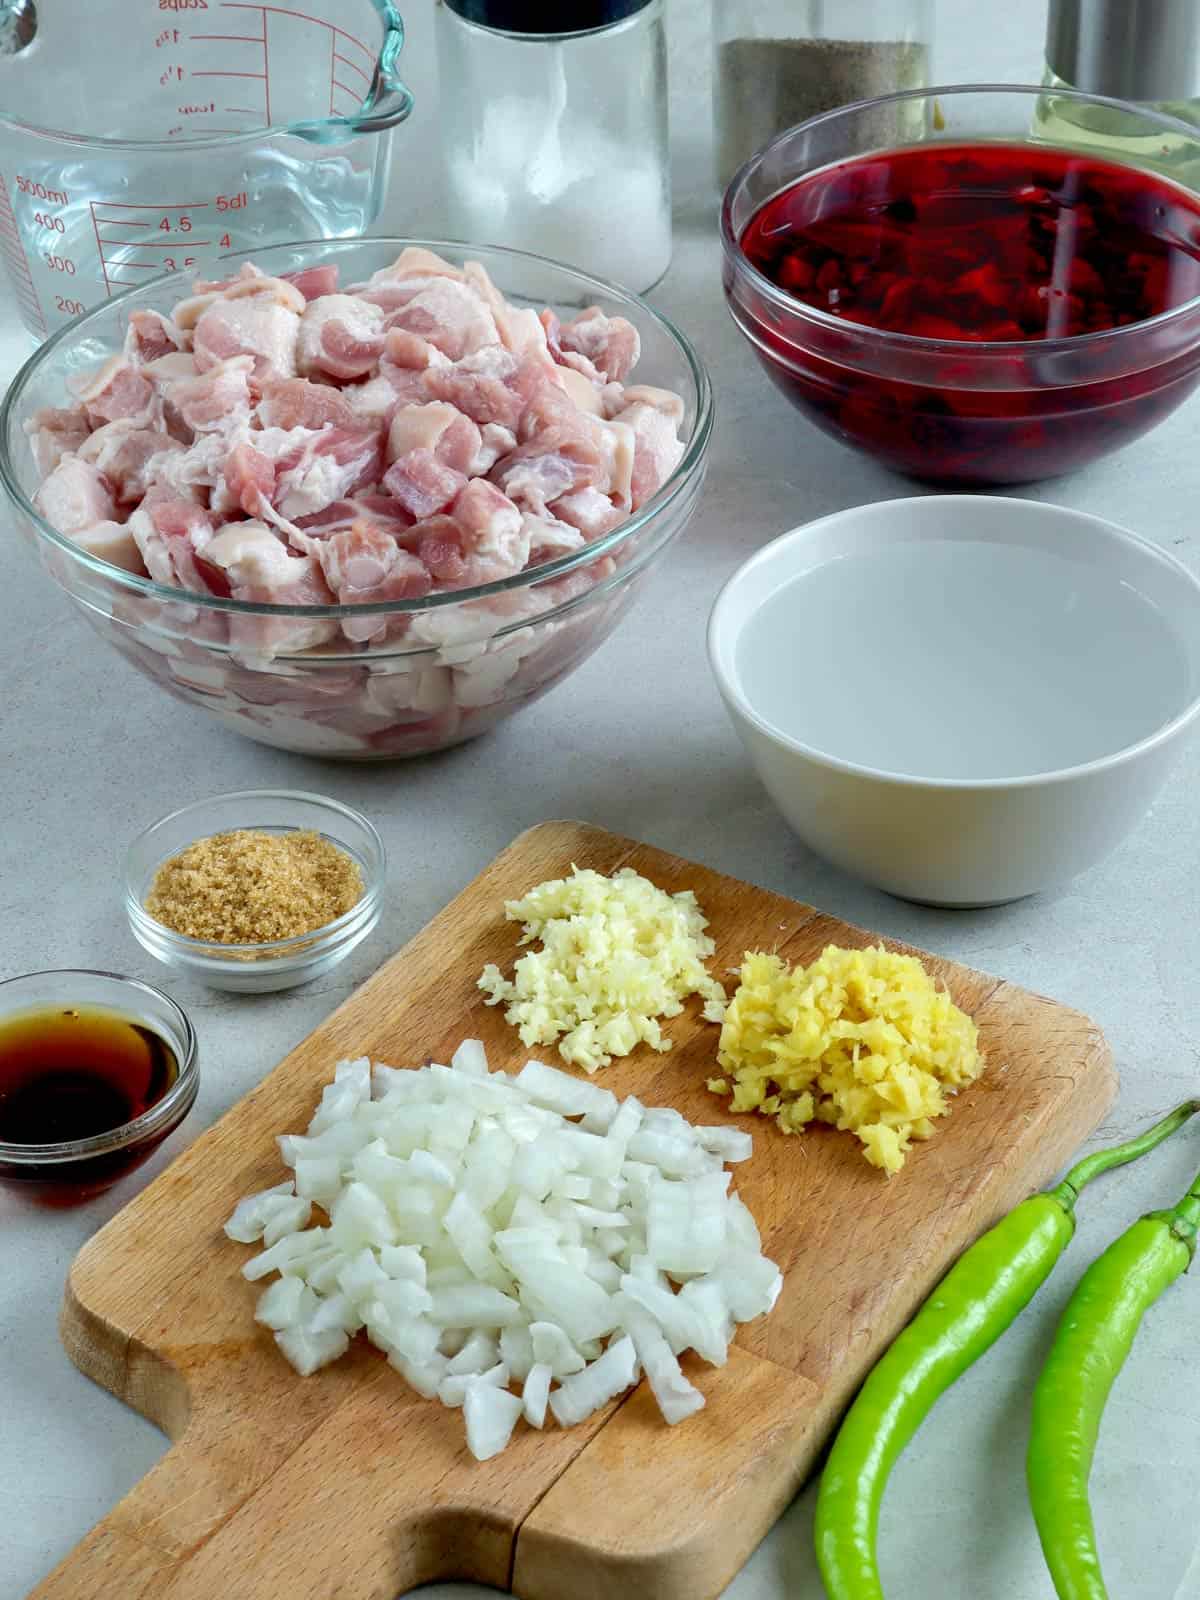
[1027,1154,1200,1600]
[814,1102,1199,1600]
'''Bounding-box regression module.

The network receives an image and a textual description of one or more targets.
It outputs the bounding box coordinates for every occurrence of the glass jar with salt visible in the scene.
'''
[713,0,932,191]
[435,0,671,294]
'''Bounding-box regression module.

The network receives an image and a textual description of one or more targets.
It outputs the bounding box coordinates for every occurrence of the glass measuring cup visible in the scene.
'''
[0,0,412,341]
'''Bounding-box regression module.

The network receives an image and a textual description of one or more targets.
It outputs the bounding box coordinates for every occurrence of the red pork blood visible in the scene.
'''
[25,247,688,750]
[737,140,1200,482]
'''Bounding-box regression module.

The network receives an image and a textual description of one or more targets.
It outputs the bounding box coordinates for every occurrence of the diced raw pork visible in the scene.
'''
[621,384,686,425]
[592,418,637,509]
[281,265,340,302]
[424,478,530,588]
[472,423,517,475]
[600,382,627,419]
[193,296,300,384]
[70,356,159,428]
[386,402,482,474]
[383,328,451,372]
[386,277,500,361]
[129,496,219,593]
[203,519,294,587]
[424,346,527,429]
[146,431,229,500]
[175,263,305,330]
[259,378,360,432]
[558,308,641,382]
[293,495,414,540]
[382,448,468,520]
[612,401,685,509]
[71,521,144,574]
[314,523,432,642]
[555,366,605,416]
[24,248,687,728]
[275,427,384,520]
[77,420,182,505]
[221,540,340,660]
[463,262,552,362]
[124,310,183,366]
[162,356,254,435]
[217,440,276,517]
[23,406,91,475]
[34,456,118,535]
[296,294,386,381]
[522,511,586,561]
[550,486,623,540]
[492,426,603,516]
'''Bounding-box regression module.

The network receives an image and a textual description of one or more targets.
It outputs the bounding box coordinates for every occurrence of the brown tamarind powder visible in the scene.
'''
[145,829,363,945]
[715,36,929,189]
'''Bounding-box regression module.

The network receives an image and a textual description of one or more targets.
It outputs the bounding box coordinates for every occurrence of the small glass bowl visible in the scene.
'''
[125,790,386,993]
[0,969,199,1203]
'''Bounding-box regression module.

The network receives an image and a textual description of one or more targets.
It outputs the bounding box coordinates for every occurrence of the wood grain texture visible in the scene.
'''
[33,821,1117,1600]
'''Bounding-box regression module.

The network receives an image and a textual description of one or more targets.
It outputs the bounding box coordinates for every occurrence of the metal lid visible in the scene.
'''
[1046,0,1200,101]
[441,0,651,33]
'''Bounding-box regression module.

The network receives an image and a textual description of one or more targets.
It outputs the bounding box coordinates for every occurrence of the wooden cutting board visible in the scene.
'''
[34,821,1115,1600]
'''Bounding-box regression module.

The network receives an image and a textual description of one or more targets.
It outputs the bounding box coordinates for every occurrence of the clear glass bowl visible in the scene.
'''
[0,968,198,1203]
[0,238,712,758]
[125,790,385,993]
[721,84,1200,485]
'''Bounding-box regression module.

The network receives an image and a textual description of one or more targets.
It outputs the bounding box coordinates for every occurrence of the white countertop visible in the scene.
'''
[4,3,1200,1597]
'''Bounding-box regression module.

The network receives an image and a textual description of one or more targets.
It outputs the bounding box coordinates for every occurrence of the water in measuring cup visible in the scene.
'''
[0,143,383,340]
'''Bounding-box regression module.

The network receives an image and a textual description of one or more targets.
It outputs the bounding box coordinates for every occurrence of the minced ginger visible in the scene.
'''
[478,866,726,1073]
[708,945,983,1175]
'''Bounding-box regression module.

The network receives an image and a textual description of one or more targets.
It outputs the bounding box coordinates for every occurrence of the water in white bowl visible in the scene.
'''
[735,541,1195,781]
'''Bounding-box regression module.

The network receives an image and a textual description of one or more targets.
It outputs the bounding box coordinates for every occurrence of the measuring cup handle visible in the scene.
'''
[352,16,415,134]
[354,73,416,134]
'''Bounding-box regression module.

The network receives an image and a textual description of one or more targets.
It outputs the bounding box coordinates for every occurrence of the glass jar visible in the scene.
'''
[435,0,671,293]
[712,0,933,191]
[1040,0,1200,178]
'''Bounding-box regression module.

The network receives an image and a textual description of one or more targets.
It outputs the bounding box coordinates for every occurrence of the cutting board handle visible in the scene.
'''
[32,1289,498,1599]
[28,1415,502,1599]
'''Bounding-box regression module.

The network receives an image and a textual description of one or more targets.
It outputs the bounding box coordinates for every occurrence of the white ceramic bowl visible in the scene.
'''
[708,496,1200,906]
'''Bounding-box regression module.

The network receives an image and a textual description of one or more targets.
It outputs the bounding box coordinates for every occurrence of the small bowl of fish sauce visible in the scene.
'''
[0,970,198,1203]
[721,85,1200,484]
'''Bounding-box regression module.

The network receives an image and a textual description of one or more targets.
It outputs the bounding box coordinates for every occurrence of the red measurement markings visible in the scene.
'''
[90,201,211,295]
[222,3,374,120]
[190,9,269,122]
[0,171,48,335]
[334,52,370,85]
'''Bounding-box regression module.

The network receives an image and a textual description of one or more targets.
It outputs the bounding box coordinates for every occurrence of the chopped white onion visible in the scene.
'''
[464,1382,524,1461]
[522,1362,552,1428]
[548,1335,638,1427]
[226,1042,781,1460]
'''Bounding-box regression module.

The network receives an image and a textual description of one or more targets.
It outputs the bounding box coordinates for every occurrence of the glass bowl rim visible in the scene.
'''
[720,80,1200,358]
[124,788,386,960]
[0,968,199,1163]
[0,236,714,620]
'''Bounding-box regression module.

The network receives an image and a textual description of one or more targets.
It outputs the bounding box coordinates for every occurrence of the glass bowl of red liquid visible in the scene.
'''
[0,969,198,1204]
[721,85,1200,484]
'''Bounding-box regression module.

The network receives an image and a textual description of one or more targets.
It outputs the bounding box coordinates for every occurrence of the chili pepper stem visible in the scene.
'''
[1149,1160,1200,1255]
[1049,1100,1200,1213]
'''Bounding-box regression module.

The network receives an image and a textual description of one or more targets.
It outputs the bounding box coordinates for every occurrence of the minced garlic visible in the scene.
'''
[709,945,983,1174]
[145,829,363,945]
[478,865,726,1073]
